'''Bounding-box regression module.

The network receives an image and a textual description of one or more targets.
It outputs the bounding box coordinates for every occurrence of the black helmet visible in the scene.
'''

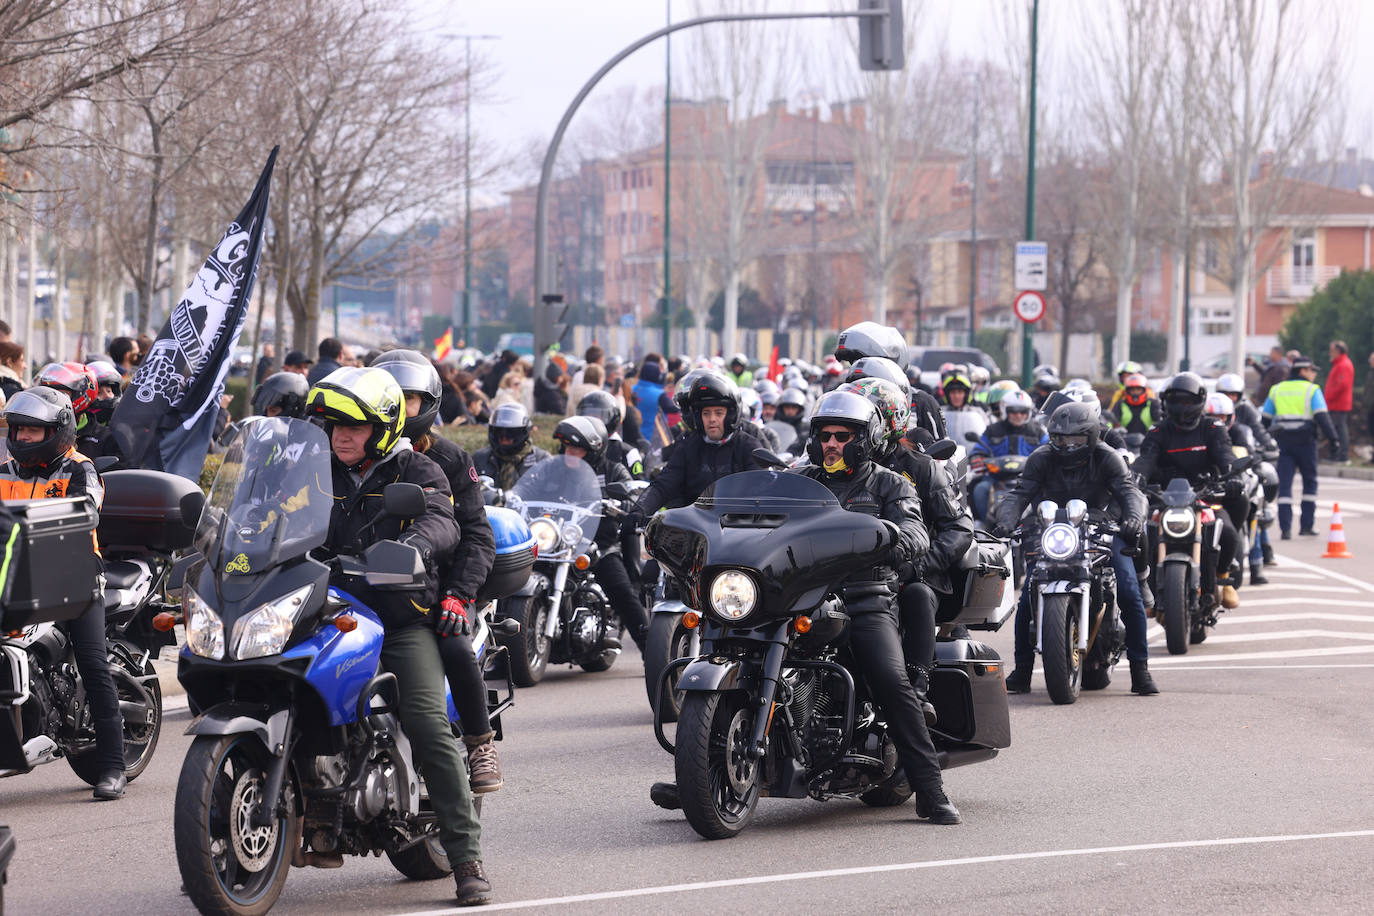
[1161,372,1207,430]
[4,387,77,472]
[834,321,909,368]
[488,403,532,456]
[686,370,740,439]
[371,349,442,441]
[576,389,622,436]
[553,415,607,465]
[777,387,807,416]
[86,360,124,425]
[251,371,309,419]
[844,356,912,402]
[806,389,884,472]
[672,368,711,433]
[1046,402,1100,466]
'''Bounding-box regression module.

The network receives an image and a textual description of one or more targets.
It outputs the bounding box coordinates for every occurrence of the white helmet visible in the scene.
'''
[738,387,763,422]
[1216,373,1245,396]
[1205,392,1235,421]
[1001,389,1034,414]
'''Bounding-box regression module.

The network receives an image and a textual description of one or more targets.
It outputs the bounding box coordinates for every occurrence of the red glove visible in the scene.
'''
[436,595,472,637]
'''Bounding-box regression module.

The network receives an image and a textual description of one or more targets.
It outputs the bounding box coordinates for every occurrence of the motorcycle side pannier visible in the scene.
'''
[931,638,1012,752]
[97,470,204,553]
[477,506,535,601]
[941,531,1015,630]
[0,497,102,629]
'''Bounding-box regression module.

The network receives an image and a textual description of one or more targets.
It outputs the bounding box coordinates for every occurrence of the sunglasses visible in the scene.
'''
[818,430,855,443]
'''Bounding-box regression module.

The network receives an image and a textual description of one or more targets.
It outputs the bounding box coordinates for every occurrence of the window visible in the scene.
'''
[632,212,642,234]
[1202,238,1220,274]
[1291,229,1316,288]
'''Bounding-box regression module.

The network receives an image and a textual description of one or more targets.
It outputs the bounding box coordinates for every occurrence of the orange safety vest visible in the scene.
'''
[0,449,102,549]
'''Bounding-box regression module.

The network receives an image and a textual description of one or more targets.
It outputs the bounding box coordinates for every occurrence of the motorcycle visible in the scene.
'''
[646,469,1009,840]
[0,470,198,785]
[492,455,623,686]
[1018,498,1124,705]
[173,417,520,916]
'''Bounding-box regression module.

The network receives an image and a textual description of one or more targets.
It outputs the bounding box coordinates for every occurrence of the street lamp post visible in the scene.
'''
[451,33,499,351]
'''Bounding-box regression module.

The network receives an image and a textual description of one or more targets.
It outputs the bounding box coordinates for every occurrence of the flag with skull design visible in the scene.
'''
[111,147,277,479]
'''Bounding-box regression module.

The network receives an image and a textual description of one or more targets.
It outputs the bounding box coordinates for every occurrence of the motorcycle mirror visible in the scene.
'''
[381,482,426,518]
[479,474,496,489]
[363,539,425,588]
[180,490,206,528]
[925,438,958,461]
[605,481,632,500]
[751,447,788,469]
[93,455,120,473]
[963,431,981,443]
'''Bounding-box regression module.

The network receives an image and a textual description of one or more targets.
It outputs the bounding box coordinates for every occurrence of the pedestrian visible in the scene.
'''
[307,337,344,385]
[1323,340,1353,464]
[254,343,275,386]
[108,336,139,379]
[282,349,314,376]
[1365,352,1374,464]
[631,357,665,443]
[1257,345,1291,405]
[1262,357,1338,538]
[0,342,26,402]
[569,363,603,407]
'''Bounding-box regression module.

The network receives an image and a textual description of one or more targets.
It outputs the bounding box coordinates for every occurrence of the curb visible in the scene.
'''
[1322,466,1374,482]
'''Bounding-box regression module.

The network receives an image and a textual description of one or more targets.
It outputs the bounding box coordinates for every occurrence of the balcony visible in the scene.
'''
[1267,264,1341,301]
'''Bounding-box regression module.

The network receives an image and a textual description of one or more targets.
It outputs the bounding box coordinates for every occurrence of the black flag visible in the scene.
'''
[112,147,277,479]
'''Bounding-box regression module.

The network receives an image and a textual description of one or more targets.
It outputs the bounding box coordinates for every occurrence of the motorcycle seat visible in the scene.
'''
[103,560,144,592]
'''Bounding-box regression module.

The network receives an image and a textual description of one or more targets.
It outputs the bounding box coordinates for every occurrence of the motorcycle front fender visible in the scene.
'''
[185,703,291,756]
[677,657,749,693]
[650,598,688,618]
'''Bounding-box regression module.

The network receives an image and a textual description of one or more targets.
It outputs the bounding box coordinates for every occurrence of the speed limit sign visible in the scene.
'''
[1013,290,1046,323]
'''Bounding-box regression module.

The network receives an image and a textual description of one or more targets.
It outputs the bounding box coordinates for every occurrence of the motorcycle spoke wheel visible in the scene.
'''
[675,692,760,839]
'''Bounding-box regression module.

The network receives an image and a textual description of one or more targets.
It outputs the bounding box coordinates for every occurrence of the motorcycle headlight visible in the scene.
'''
[231,584,313,660]
[709,571,757,621]
[1040,522,1080,561]
[1161,507,1195,539]
[184,586,225,660]
[561,522,583,546]
[529,518,561,554]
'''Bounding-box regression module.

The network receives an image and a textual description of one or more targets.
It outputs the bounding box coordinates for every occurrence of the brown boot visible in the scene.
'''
[463,731,503,794]
[454,860,492,906]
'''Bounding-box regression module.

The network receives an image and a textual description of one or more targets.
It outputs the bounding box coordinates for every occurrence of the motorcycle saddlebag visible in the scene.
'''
[941,531,1015,631]
[97,470,204,553]
[477,506,536,601]
[930,638,1012,751]
[0,497,102,629]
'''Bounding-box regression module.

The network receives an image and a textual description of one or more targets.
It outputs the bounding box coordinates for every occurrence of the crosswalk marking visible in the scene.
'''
[1232,598,1374,609]
[1149,644,1374,664]
[1150,629,1374,646]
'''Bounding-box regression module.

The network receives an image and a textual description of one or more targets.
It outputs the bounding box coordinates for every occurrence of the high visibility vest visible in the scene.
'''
[1119,400,1153,431]
[1269,379,1321,433]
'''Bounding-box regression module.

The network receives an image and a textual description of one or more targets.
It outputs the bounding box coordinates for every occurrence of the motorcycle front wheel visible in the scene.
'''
[1162,564,1190,655]
[497,584,551,687]
[66,653,163,786]
[175,734,295,916]
[675,692,761,840]
[1040,594,1082,705]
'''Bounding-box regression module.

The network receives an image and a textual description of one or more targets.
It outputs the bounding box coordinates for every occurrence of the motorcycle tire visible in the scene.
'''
[497,585,551,688]
[643,614,693,723]
[1081,665,1112,691]
[1162,564,1190,656]
[386,831,452,881]
[175,733,295,916]
[66,653,163,786]
[675,692,761,840]
[1040,594,1081,705]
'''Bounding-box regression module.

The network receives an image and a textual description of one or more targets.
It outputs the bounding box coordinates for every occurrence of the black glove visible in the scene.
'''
[623,509,647,533]
[435,593,472,638]
[402,536,432,567]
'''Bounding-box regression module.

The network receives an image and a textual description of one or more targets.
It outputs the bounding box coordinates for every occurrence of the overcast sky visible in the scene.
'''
[421,0,1374,201]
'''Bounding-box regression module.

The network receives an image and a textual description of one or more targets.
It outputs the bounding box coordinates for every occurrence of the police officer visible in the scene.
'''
[472,404,550,490]
[1261,357,1337,539]
[994,401,1157,696]
[795,390,959,824]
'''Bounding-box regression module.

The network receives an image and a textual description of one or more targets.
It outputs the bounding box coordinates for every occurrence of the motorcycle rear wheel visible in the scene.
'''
[1041,594,1081,705]
[175,734,295,916]
[675,692,760,840]
[66,654,163,786]
[1162,564,1190,655]
[386,832,451,881]
[860,771,914,808]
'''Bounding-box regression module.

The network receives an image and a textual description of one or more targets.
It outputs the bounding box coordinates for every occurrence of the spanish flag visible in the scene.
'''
[433,327,453,361]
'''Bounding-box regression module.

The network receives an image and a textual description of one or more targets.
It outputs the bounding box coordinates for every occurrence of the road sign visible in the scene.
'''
[620,313,635,328]
[1014,241,1048,291]
[1013,290,1046,324]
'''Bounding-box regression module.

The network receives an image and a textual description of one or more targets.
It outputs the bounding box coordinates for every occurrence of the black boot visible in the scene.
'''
[1250,566,1268,586]
[1004,661,1033,694]
[1262,541,1275,566]
[914,788,961,825]
[1129,660,1159,696]
[909,665,937,726]
[93,768,126,801]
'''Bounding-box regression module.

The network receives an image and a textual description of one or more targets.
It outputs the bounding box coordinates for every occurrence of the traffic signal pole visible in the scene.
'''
[532,2,902,377]
[1020,0,1039,388]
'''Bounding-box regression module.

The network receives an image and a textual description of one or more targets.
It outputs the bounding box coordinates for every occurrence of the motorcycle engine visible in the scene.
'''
[311,755,348,789]
[568,606,601,657]
[347,759,401,822]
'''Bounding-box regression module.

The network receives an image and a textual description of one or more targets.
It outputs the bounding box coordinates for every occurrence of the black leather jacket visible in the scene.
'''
[473,444,551,491]
[1234,400,1277,456]
[795,460,929,609]
[1133,418,1233,488]
[422,435,496,601]
[634,429,763,516]
[994,442,1146,536]
[887,447,974,595]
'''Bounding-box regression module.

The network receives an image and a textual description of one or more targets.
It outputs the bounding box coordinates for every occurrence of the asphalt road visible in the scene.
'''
[7,474,1374,914]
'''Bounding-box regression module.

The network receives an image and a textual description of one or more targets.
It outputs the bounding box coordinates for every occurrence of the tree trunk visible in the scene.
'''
[1167,247,1186,374]
[24,214,36,371]
[140,123,163,335]
[1113,233,1136,369]
[53,242,65,362]
[91,222,105,354]
[722,267,739,359]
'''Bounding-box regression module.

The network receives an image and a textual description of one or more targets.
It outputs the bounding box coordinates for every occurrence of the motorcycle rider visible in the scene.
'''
[738,387,782,452]
[993,401,1158,696]
[1132,372,1244,611]
[373,349,503,795]
[794,389,960,824]
[968,389,1045,522]
[939,372,987,444]
[1029,372,1060,410]
[251,371,310,418]
[85,360,125,431]
[1107,360,1148,410]
[775,387,809,451]
[0,387,126,799]
[1111,373,1159,437]
[577,389,645,479]
[306,367,491,906]
[1261,357,1337,539]
[552,415,648,652]
[1216,373,1278,572]
[37,362,121,463]
[473,403,550,491]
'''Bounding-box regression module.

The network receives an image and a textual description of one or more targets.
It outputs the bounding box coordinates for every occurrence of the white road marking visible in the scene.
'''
[1232,598,1374,610]
[391,830,1374,915]
[1203,612,1374,625]
[1150,629,1374,646]
[1239,583,1362,594]
[1271,553,1374,596]
[1149,644,1374,664]
[1154,663,1374,671]
[1255,570,1327,580]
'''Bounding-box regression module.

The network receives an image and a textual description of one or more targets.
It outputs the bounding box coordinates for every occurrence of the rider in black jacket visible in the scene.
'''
[993,402,1157,696]
[794,389,959,824]
[1132,373,1243,611]
[472,404,550,490]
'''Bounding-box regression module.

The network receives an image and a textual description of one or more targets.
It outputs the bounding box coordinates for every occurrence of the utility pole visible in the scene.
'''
[1020,0,1039,388]
[810,103,820,364]
[662,0,672,355]
[968,86,978,347]
[450,33,499,351]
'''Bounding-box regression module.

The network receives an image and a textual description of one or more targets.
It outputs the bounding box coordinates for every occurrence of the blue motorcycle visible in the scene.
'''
[172,418,528,915]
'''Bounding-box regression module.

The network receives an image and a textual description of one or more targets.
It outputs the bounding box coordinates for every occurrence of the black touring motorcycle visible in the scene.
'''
[646,470,1011,839]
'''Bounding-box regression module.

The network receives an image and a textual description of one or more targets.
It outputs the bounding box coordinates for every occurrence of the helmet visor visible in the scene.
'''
[1050,432,1089,451]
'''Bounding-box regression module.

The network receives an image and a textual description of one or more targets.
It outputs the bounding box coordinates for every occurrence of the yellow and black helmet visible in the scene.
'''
[306,367,405,462]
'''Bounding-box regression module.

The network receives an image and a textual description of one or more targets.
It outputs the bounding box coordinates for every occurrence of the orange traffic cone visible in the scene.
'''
[1323,502,1354,559]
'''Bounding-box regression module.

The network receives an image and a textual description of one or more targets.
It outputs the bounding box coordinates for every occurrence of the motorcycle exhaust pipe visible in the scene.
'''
[1077,590,1090,651]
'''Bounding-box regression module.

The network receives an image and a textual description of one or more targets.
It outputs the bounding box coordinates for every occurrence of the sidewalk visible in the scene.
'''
[1321,464,1374,482]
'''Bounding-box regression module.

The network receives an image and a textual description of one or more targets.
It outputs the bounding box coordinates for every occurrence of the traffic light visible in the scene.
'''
[858,0,904,71]
[535,293,570,359]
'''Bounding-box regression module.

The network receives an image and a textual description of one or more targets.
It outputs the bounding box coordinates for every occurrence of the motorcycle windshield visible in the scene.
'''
[194,417,334,577]
[511,455,603,544]
[697,469,839,511]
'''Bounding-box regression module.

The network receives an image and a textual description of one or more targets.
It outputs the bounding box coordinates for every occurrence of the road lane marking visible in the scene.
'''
[1148,645,1374,664]
[1149,629,1374,646]
[1203,612,1374,624]
[1272,553,1374,596]
[391,830,1374,914]
[1230,598,1374,610]
[1255,570,1326,580]
[1153,663,1374,671]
